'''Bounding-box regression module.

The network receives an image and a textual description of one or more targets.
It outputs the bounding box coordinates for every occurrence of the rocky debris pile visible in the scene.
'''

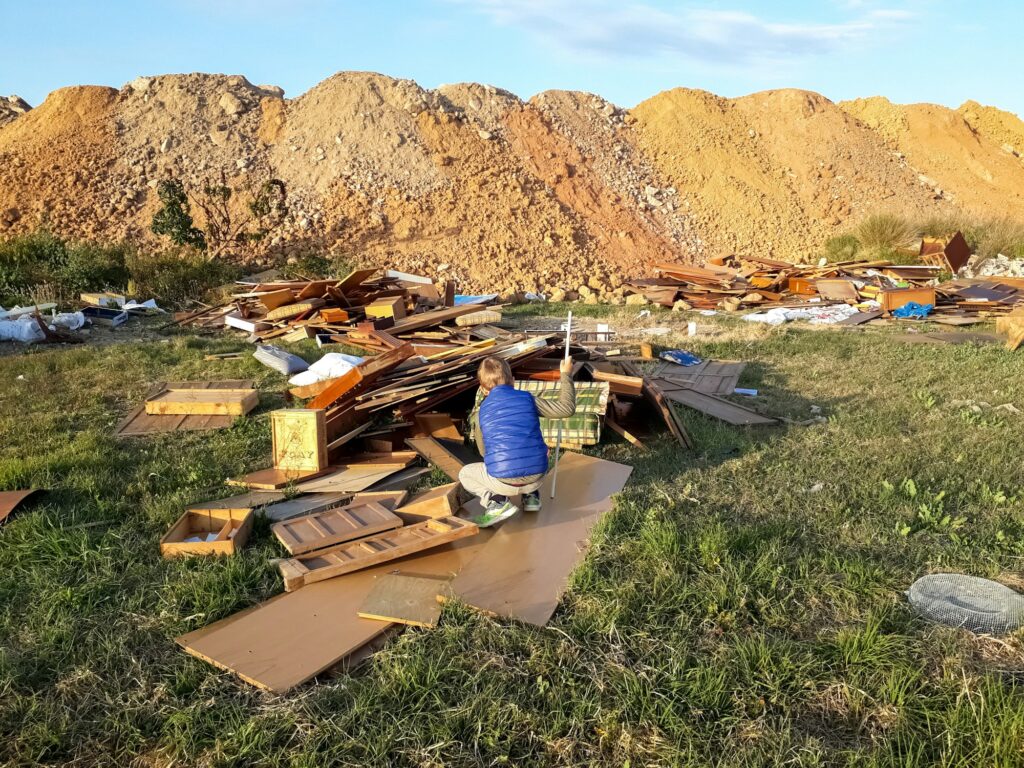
[958,100,1024,159]
[0,95,30,127]
[3,72,1024,295]
[963,253,1024,279]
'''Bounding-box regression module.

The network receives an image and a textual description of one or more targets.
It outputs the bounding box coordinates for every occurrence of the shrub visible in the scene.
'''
[0,233,131,306]
[151,179,206,250]
[855,214,916,254]
[823,234,860,262]
[55,242,131,295]
[126,248,240,308]
[279,252,333,280]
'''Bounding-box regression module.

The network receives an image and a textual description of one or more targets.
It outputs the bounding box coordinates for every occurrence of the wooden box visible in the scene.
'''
[160,507,254,558]
[365,297,406,321]
[880,287,937,313]
[145,387,259,416]
[271,409,327,471]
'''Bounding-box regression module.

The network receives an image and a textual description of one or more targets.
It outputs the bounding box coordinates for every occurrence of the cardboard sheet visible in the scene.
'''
[0,489,40,524]
[450,452,632,626]
[177,531,493,692]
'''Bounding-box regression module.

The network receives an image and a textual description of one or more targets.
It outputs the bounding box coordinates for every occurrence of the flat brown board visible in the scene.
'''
[648,360,746,396]
[0,489,40,524]
[262,492,353,522]
[657,385,778,426]
[177,532,493,692]
[414,412,461,440]
[835,310,884,327]
[116,380,256,436]
[405,437,466,482]
[393,482,461,524]
[449,452,632,627]
[357,573,451,628]
[271,501,401,555]
[293,457,415,493]
[189,491,286,511]
[279,516,478,591]
[815,279,860,301]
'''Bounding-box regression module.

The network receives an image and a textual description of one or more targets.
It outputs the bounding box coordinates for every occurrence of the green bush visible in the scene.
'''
[823,234,860,262]
[855,213,916,254]
[125,248,240,308]
[279,252,333,280]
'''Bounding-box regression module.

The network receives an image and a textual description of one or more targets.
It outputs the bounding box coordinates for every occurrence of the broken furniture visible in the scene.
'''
[160,506,254,558]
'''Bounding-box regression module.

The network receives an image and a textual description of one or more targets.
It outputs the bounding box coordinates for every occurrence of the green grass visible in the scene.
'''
[2,309,1024,766]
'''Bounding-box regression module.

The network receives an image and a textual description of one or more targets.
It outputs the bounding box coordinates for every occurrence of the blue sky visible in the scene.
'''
[1,0,1020,115]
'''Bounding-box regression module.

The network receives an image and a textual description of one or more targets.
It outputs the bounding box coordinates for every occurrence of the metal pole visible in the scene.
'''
[549,311,572,499]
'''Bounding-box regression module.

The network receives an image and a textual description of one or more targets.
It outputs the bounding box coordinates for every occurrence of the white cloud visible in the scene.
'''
[456,0,913,65]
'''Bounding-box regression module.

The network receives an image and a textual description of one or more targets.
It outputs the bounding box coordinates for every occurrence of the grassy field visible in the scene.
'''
[2,306,1024,767]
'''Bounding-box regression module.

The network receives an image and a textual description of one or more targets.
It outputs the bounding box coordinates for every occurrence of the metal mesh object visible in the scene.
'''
[907,574,1024,635]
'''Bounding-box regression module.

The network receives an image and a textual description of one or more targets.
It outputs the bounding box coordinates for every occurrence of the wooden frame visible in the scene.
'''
[145,388,258,417]
[160,507,254,558]
[271,501,401,555]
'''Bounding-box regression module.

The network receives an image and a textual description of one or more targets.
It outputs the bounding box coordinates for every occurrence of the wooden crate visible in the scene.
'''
[160,507,254,558]
[145,388,258,416]
[271,409,327,471]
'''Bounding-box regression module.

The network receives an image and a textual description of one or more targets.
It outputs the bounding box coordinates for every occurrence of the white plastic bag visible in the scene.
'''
[0,317,45,343]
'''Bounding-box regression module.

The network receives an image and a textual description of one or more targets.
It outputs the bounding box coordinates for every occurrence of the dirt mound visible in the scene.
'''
[0,95,30,127]
[2,71,1024,291]
[629,88,950,259]
[840,97,1024,218]
[958,100,1024,158]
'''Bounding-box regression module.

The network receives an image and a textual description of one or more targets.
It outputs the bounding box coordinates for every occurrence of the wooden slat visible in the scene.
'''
[272,501,401,555]
[393,482,461,524]
[227,467,330,490]
[278,516,478,591]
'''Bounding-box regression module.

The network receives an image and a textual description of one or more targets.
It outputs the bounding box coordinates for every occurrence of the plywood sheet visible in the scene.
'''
[357,573,451,628]
[648,360,745,396]
[293,458,413,493]
[405,436,466,482]
[271,501,401,555]
[450,452,631,626]
[116,380,255,436]
[279,516,478,591]
[177,531,493,692]
[188,491,286,511]
[227,467,329,490]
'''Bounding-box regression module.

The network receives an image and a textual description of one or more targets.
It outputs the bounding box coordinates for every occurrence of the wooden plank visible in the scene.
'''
[117,381,256,436]
[449,452,632,626]
[640,378,693,449]
[189,491,286,511]
[308,343,416,411]
[145,388,258,416]
[227,467,329,490]
[387,304,484,335]
[258,289,295,311]
[393,482,461,524]
[657,385,777,426]
[265,298,325,321]
[414,412,461,440]
[357,574,451,628]
[815,279,860,301]
[262,493,352,522]
[405,436,466,482]
[278,516,479,591]
[588,367,644,397]
[605,417,646,450]
[365,296,407,320]
[271,409,327,471]
[835,309,884,327]
[293,458,412,493]
[272,501,401,555]
[0,489,40,525]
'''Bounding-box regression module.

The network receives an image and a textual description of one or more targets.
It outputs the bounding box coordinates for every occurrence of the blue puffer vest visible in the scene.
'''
[479,385,549,479]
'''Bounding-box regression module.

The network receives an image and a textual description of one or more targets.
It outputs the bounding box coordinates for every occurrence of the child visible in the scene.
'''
[460,355,576,527]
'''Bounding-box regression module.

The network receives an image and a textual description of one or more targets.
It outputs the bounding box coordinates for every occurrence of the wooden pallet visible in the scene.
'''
[278,516,478,591]
[271,501,401,555]
[116,380,256,436]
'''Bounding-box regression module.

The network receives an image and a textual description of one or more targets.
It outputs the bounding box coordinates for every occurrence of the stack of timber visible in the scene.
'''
[623,234,1024,322]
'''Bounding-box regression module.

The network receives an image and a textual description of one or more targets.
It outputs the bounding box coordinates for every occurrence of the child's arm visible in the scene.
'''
[471,409,486,455]
[534,360,576,419]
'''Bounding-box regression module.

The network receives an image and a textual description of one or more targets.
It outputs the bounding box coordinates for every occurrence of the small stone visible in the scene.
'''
[672,300,692,312]
[159,136,173,153]
[584,294,600,305]
[625,293,648,306]
[219,92,245,117]
[477,129,493,141]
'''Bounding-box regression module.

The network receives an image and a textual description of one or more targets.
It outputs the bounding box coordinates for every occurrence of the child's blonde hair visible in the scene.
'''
[477,356,513,390]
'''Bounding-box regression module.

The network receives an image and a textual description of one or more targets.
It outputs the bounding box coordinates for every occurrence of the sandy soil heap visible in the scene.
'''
[1,71,1023,291]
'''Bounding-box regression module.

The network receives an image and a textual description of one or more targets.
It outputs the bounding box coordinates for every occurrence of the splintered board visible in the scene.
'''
[117,381,256,436]
[271,409,327,471]
[271,501,401,556]
[145,388,259,417]
[177,532,492,692]
[278,516,478,591]
[449,452,632,626]
[357,573,451,628]
[656,385,777,426]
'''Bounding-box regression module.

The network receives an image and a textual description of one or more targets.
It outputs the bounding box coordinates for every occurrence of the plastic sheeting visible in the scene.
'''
[743,304,862,326]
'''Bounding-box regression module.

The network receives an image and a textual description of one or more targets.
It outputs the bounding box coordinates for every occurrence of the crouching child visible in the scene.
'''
[461,355,576,527]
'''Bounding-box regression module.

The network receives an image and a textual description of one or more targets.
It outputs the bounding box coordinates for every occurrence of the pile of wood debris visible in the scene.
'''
[625,233,1024,326]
